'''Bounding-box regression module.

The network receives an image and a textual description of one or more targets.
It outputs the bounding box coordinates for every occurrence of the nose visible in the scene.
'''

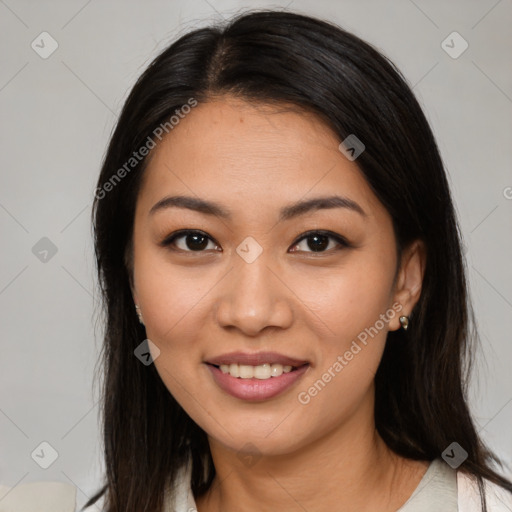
[214,251,294,337]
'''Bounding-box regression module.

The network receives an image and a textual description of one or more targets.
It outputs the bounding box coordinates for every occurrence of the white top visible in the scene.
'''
[0,481,77,511]
[165,458,512,512]
[1,459,511,511]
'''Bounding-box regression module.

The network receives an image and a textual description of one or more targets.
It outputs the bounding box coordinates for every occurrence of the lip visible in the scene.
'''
[205,351,309,367]
[205,361,310,402]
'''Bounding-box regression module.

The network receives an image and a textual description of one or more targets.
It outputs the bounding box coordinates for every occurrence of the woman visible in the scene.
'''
[85,9,512,512]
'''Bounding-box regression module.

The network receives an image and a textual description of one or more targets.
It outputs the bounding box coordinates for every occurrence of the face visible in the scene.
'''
[131,97,424,457]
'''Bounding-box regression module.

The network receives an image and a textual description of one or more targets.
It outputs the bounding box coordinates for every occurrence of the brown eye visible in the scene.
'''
[289,231,349,254]
[161,230,220,252]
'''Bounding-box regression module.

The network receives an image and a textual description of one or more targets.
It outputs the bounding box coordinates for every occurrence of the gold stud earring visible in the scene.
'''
[135,304,144,325]
[399,315,409,331]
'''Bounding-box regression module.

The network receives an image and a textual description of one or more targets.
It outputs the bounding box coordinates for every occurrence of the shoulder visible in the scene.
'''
[457,471,512,511]
[0,481,76,511]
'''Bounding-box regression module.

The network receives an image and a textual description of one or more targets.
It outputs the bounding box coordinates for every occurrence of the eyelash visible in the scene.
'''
[160,229,350,255]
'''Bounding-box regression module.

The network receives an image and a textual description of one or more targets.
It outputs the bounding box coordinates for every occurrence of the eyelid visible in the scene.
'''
[160,229,220,250]
[160,229,350,253]
[291,229,349,248]
[289,230,350,255]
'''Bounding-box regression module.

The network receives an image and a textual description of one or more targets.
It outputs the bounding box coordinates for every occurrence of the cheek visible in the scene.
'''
[134,251,213,341]
[295,269,391,427]
[294,254,395,345]
[135,261,212,411]
[133,254,220,405]
[292,249,396,408]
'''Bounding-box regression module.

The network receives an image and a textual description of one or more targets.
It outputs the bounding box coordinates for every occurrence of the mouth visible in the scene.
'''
[204,352,311,401]
[207,362,309,380]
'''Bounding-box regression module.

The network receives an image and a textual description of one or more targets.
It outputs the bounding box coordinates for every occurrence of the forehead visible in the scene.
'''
[152,98,340,166]
[137,98,385,221]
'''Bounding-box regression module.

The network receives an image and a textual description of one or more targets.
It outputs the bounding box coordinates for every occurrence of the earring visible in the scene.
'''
[399,315,409,331]
[135,304,144,325]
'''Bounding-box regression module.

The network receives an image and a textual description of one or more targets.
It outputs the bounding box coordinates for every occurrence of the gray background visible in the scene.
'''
[1,0,511,510]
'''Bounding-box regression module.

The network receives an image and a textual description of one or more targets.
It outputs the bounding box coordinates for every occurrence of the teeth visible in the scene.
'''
[229,363,239,378]
[219,363,295,379]
[239,364,254,379]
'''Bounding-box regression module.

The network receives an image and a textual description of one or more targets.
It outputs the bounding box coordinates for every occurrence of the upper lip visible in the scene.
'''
[205,351,309,367]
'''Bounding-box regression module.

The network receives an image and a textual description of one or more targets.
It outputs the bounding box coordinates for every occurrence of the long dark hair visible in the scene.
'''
[86,9,512,511]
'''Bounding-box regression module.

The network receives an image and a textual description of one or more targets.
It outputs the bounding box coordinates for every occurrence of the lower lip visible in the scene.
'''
[206,364,310,401]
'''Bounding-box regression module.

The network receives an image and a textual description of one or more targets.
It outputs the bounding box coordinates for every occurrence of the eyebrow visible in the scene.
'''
[149,194,367,221]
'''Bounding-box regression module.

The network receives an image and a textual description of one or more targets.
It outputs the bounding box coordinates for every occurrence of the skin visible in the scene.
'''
[130,96,428,512]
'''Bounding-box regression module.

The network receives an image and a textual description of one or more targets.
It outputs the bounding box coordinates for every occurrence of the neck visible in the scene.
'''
[195,398,427,512]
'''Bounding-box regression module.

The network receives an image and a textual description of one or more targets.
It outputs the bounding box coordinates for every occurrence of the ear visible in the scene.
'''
[388,239,426,331]
[131,283,139,305]
[124,240,138,304]
[129,274,138,305]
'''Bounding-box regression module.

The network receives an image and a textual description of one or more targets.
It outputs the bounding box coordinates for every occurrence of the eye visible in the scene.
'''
[289,230,349,254]
[161,229,349,254]
[161,230,220,252]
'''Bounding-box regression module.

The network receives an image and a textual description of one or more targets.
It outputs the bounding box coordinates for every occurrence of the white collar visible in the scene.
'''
[165,459,512,512]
